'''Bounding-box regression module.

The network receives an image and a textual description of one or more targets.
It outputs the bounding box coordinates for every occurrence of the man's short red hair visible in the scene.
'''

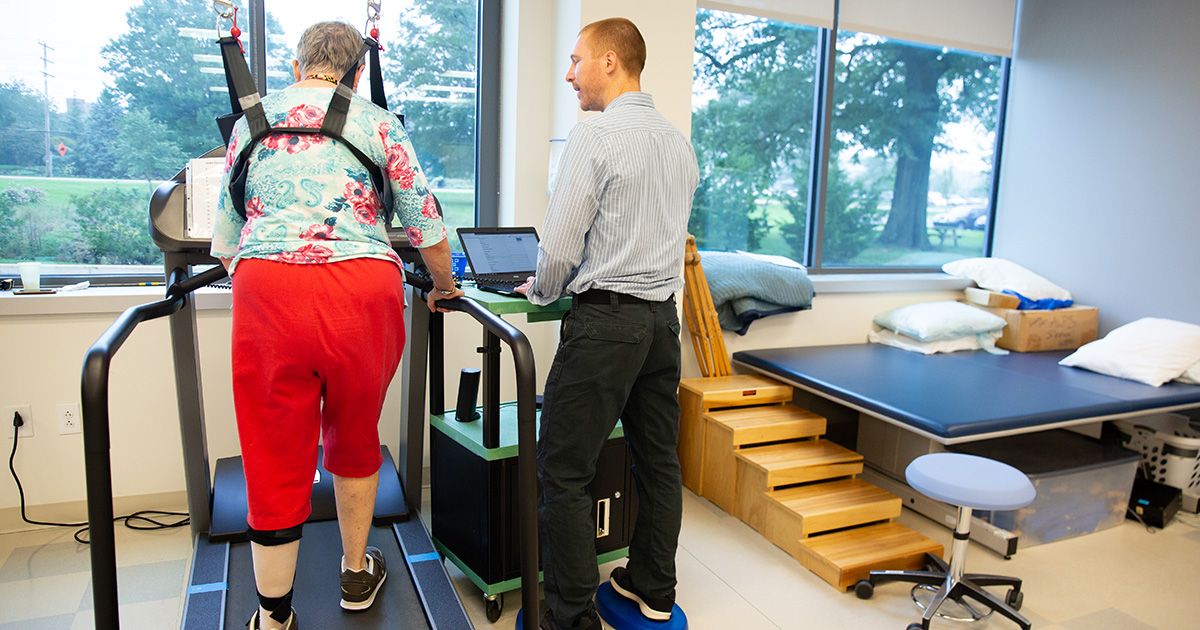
[580,17,646,77]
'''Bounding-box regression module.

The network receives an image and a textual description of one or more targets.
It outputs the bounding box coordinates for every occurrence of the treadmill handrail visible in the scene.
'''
[81,265,227,630]
[408,274,541,630]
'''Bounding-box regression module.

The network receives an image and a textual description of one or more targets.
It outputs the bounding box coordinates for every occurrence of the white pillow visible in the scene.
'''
[1174,360,1200,385]
[942,258,1073,301]
[873,301,1006,342]
[1059,318,1200,387]
[869,328,1006,355]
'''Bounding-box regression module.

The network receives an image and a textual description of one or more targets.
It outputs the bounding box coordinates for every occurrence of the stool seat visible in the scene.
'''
[906,453,1035,511]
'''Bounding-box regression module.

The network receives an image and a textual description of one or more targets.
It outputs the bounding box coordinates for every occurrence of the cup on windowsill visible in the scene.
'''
[17,262,41,292]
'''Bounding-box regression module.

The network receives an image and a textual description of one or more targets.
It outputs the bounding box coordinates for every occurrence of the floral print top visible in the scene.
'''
[210,87,446,272]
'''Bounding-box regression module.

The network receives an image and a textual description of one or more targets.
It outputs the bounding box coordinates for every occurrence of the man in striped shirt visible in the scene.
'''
[515,16,699,630]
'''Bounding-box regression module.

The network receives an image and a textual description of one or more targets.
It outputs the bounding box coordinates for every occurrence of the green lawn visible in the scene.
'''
[2,177,474,223]
[0,177,155,210]
[1,176,479,263]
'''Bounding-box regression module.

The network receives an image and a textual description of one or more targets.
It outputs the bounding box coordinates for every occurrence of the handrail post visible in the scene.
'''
[80,267,217,630]
[417,292,541,630]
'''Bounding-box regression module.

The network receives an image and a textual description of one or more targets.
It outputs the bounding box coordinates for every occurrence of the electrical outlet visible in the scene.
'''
[5,405,33,439]
[57,403,82,435]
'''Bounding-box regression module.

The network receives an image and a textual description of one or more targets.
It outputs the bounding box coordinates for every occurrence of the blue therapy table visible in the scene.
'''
[732,344,1200,445]
[731,343,1200,556]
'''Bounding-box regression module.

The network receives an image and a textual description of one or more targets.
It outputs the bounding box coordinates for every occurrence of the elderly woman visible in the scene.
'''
[211,21,462,630]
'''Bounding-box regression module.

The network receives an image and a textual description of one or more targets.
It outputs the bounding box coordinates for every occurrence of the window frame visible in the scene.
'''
[694,5,1011,275]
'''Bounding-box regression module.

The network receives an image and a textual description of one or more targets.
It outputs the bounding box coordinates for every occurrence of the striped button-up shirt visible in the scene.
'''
[526,91,700,306]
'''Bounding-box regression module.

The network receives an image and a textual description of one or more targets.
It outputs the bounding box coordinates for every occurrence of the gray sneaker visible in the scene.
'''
[340,546,387,610]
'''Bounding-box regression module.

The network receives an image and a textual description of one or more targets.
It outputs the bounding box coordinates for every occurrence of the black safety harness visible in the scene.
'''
[216,34,397,224]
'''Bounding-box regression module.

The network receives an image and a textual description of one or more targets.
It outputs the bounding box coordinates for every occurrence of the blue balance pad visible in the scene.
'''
[515,583,687,630]
[596,582,687,630]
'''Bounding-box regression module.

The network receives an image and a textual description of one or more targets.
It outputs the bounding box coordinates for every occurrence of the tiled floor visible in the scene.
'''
[3,488,1198,629]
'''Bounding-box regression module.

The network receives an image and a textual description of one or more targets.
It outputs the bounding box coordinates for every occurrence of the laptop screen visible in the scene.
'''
[457,228,540,275]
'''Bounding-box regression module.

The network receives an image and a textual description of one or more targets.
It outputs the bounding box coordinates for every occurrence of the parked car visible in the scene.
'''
[931,204,989,230]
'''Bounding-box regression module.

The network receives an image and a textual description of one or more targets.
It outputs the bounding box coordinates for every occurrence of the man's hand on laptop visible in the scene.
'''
[513,276,535,298]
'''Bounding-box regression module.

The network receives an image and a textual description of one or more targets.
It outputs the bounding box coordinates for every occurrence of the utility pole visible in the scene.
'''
[39,41,55,178]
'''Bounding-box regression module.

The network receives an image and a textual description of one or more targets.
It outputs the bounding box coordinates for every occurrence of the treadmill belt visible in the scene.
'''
[224,520,430,628]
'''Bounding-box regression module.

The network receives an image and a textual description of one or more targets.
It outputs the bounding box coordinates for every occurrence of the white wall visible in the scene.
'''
[995,0,1200,333]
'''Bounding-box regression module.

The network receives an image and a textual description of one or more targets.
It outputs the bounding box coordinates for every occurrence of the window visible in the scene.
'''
[691,5,1009,272]
[690,10,821,258]
[1,0,489,284]
[824,31,1004,268]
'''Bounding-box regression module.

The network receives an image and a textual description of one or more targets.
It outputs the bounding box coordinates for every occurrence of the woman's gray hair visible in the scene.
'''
[296,21,364,76]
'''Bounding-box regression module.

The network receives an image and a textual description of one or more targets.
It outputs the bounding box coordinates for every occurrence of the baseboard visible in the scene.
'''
[0,491,189,535]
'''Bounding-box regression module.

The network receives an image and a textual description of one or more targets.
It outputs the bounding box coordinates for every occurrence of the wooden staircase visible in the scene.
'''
[678,235,942,591]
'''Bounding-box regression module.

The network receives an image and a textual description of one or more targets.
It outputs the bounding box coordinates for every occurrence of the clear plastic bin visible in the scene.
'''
[950,429,1141,546]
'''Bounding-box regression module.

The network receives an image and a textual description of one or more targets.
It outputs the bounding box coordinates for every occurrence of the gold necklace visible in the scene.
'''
[304,74,340,86]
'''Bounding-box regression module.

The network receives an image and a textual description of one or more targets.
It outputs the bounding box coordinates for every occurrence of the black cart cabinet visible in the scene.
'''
[431,398,637,620]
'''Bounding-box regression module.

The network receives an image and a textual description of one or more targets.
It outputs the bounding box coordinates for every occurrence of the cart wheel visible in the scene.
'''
[907,623,926,630]
[854,579,874,600]
[485,593,503,622]
[1006,589,1023,611]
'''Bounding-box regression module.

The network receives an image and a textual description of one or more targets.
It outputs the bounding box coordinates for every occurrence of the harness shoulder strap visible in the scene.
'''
[216,36,268,145]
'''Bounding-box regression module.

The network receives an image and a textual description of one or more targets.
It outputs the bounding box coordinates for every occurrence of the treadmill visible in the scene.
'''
[79,149,541,629]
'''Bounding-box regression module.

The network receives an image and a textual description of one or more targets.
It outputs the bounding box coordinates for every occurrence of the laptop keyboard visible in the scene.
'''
[477,276,523,288]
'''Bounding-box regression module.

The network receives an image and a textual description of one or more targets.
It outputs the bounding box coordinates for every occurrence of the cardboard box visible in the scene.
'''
[965,302,1099,352]
[963,287,1021,309]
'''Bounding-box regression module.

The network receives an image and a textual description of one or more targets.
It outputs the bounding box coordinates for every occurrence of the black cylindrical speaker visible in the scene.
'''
[455,368,482,422]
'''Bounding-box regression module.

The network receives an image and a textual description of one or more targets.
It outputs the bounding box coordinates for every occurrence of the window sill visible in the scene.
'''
[0,273,969,317]
[0,286,232,317]
[809,272,971,294]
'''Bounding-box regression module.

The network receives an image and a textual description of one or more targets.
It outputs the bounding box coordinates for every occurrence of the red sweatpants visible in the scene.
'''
[230,257,406,531]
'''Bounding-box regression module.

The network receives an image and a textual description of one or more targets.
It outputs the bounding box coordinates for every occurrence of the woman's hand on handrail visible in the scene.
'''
[426,286,465,313]
[414,238,462,312]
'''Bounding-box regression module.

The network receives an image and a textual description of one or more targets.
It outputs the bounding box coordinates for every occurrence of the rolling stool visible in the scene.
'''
[854,453,1035,630]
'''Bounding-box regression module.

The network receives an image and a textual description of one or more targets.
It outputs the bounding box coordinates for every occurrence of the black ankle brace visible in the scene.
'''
[256,588,294,624]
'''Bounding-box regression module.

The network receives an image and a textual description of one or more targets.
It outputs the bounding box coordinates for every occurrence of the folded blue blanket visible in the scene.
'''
[700,250,815,335]
[1001,289,1074,310]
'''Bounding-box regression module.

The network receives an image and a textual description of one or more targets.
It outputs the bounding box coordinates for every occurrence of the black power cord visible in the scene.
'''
[8,410,189,544]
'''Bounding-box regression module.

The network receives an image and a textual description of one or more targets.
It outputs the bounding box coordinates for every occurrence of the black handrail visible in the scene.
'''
[403,275,541,630]
[81,265,227,630]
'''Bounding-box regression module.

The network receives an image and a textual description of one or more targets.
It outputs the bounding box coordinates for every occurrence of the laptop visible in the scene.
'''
[457,227,540,296]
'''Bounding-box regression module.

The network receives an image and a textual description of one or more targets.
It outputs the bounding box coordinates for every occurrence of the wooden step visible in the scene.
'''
[707,404,828,447]
[733,441,864,528]
[760,479,902,557]
[796,522,944,591]
[700,405,827,513]
[678,375,794,494]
